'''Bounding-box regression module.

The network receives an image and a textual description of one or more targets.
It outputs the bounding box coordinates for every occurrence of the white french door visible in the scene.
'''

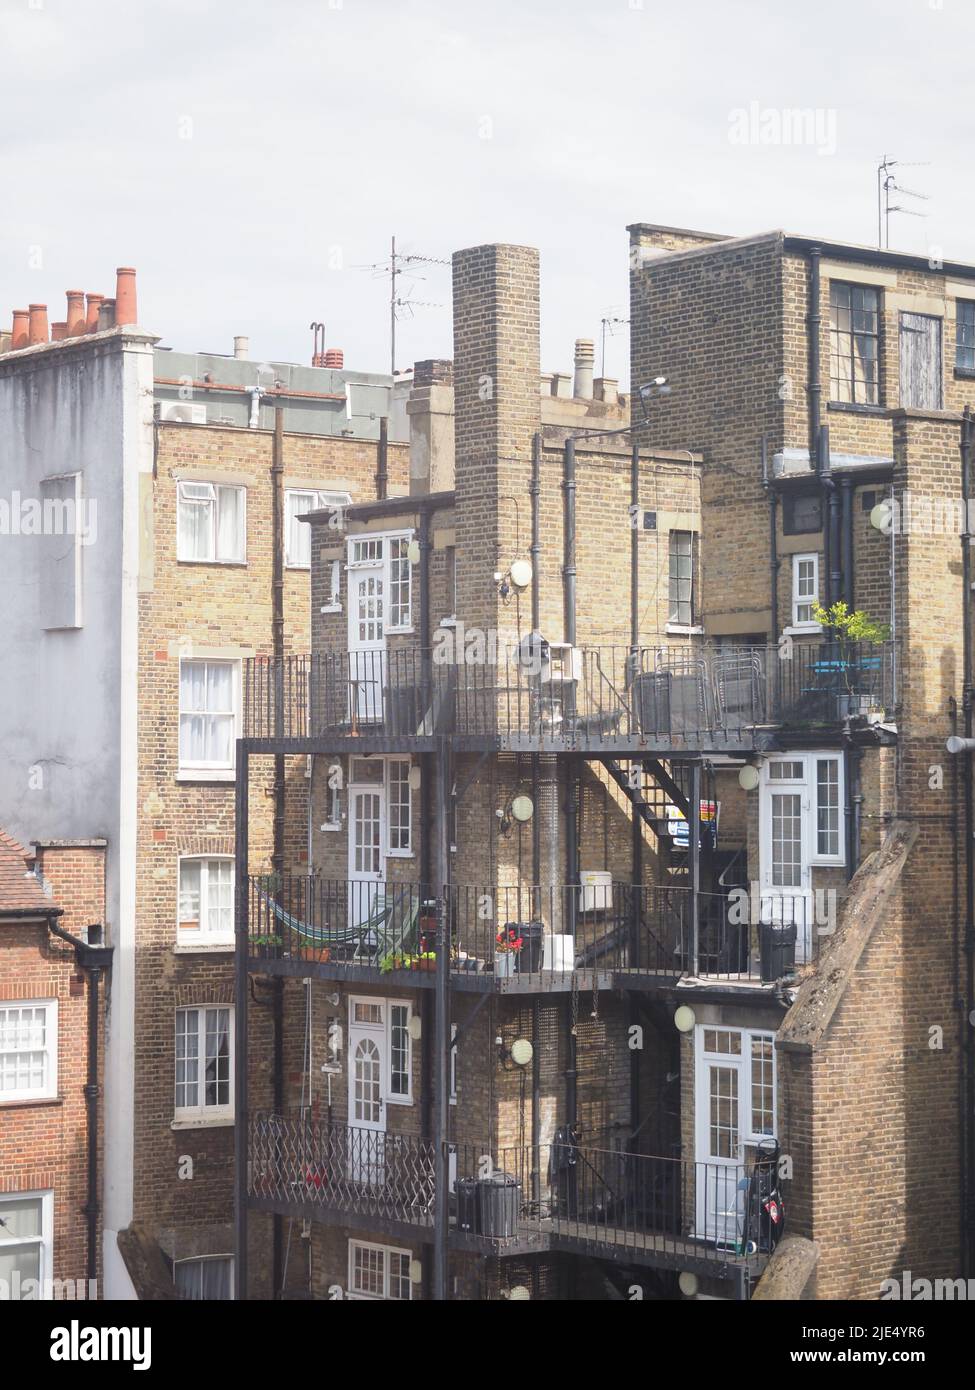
[694,1046,744,1245]
[348,1000,387,1184]
[760,759,812,960]
[348,764,385,936]
[348,559,386,724]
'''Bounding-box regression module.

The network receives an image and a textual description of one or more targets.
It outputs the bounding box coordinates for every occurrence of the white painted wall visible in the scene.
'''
[0,329,155,1298]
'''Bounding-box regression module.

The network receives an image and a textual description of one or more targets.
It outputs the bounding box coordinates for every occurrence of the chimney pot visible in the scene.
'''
[324,348,344,369]
[51,322,68,341]
[65,290,86,337]
[85,294,105,333]
[114,267,137,326]
[234,335,249,360]
[98,299,116,332]
[594,376,619,406]
[573,338,595,400]
[11,309,30,349]
[28,304,50,346]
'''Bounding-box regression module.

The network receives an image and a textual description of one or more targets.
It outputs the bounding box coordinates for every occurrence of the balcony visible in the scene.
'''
[242,641,898,752]
[244,876,804,992]
[248,1113,781,1278]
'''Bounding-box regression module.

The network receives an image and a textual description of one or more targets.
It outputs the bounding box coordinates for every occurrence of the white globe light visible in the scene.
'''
[508,1285,531,1301]
[674,1005,696,1033]
[510,794,534,823]
[509,560,533,590]
[510,1038,534,1067]
[678,1271,699,1297]
[738,764,760,791]
[870,501,892,534]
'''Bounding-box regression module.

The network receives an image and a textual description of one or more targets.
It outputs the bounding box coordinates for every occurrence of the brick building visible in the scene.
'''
[235,225,975,1302]
[0,829,110,1300]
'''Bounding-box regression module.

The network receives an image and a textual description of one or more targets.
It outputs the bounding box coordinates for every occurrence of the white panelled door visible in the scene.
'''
[348,541,386,723]
[694,1036,745,1245]
[348,999,387,1184]
[348,760,385,937]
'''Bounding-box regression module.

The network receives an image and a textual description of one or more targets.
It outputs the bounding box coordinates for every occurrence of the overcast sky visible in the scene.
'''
[3,0,975,386]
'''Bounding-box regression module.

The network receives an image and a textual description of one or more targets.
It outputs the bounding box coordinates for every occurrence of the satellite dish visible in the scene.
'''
[509,560,533,590]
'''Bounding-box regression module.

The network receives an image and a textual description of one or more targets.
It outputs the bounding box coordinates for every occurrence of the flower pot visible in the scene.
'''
[493,953,515,977]
[414,958,436,973]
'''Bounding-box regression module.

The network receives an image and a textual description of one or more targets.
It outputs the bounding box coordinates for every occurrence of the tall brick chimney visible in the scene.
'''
[451,244,541,634]
[408,359,454,497]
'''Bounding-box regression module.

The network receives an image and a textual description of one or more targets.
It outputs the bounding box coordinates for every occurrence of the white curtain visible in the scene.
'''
[177,483,214,560]
[216,486,244,562]
[180,662,234,765]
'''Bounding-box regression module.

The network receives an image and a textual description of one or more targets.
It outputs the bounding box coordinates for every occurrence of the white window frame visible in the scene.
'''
[449,1022,457,1106]
[695,1026,777,1147]
[174,1005,235,1124]
[348,995,413,1107]
[385,757,413,858]
[760,752,845,869]
[174,1254,235,1300]
[285,489,352,569]
[178,658,241,777]
[0,1000,58,1103]
[0,1190,53,1297]
[790,553,821,631]
[176,480,246,564]
[176,856,235,948]
[347,531,414,633]
[347,1239,413,1301]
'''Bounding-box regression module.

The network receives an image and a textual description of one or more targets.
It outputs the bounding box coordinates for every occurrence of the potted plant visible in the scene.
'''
[253,933,283,961]
[380,951,414,974]
[413,951,438,973]
[811,601,890,718]
[304,943,331,965]
[494,927,523,977]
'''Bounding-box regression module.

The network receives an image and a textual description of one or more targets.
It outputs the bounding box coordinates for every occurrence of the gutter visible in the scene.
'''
[46,920,113,1289]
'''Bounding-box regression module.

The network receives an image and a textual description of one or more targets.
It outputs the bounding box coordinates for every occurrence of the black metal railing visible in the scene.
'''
[246,876,824,984]
[242,640,898,744]
[248,1115,784,1266]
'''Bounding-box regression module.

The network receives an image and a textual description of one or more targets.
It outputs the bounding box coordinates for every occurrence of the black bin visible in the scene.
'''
[511,921,543,973]
[455,1177,479,1234]
[759,921,797,983]
[478,1172,521,1239]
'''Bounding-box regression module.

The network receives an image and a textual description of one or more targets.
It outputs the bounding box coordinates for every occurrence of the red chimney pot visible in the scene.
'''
[11,309,30,349]
[65,290,86,338]
[28,305,50,346]
[114,267,137,326]
[85,294,105,333]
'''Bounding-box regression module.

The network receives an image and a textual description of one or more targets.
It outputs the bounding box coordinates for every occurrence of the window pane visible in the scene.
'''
[216,487,245,562]
[0,1197,43,1240]
[389,1005,409,1096]
[816,758,840,857]
[178,861,202,927]
[204,1008,231,1108]
[0,1006,50,1095]
[285,491,315,567]
[178,484,214,561]
[751,1037,775,1136]
[175,1009,200,1109]
[389,538,412,628]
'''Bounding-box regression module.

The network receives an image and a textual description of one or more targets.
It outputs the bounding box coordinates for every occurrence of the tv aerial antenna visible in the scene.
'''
[354,236,449,374]
[599,312,630,377]
[877,156,930,249]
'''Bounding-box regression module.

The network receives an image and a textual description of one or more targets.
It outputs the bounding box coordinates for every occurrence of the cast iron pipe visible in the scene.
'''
[47,919,112,1288]
[270,408,285,1294]
[234,746,250,1299]
[961,408,975,1275]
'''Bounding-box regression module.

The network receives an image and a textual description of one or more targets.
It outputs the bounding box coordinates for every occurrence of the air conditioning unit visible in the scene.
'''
[579,869,613,914]
[157,401,207,425]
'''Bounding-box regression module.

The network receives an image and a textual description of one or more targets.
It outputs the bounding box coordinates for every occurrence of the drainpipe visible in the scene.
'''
[807,246,823,466]
[376,416,389,500]
[432,739,451,1300]
[841,475,855,608]
[562,436,579,1148]
[46,919,112,1287]
[961,408,975,1276]
[689,762,701,977]
[630,438,642,1136]
[530,433,542,1193]
[762,436,780,638]
[418,504,435,1157]
[234,747,250,1299]
[271,408,285,1295]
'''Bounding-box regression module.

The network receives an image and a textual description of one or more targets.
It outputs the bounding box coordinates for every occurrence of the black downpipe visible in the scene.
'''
[47,919,112,1286]
[234,745,250,1299]
[562,436,578,1154]
[432,739,451,1300]
[270,408,285,1295]
[763,436,780,638]
[961,408,975,1276]
[630,440,642,1135]
[530,434,542,1193]
[808,246,823,465]
[689,762,701,977]
[841,476,855,608]
[376,415,389,500]
[418,504,435,1301]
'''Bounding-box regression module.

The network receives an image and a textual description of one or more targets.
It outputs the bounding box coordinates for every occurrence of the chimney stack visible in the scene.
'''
[324,348,344,369]
[234,336,249,360]
[85,294,104,333]
[11,310,30,349]
[65,290,86,338]
[28,305,50,346]
[573,338,594,400]
[114,267,137,326]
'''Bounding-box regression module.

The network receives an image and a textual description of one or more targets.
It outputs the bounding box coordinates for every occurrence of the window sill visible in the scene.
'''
[176,770,236,784]
[783,624,823,637]
[440,617,458,628]
[0,1094,62,1110]
[173,941,235,955]
[320,822,343,833]
[385,627,415,637]
[386,850,415,860]
[955,367,975,381]
[826,401,886,417]
[177,559,248,568]
[171,1116,235,1131]
[665,623,704,636]
[320,603,342,614]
